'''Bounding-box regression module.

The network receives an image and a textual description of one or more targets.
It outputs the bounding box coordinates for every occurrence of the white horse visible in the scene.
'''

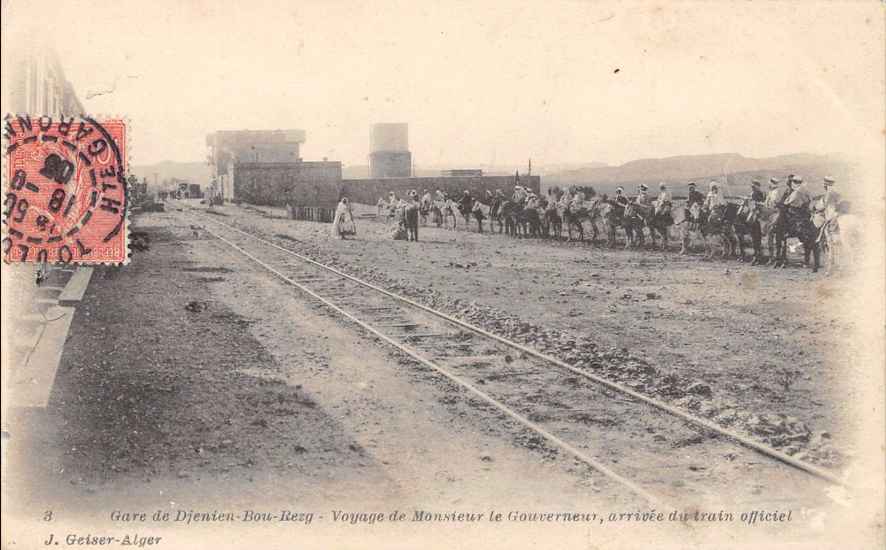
[821,213,861,274]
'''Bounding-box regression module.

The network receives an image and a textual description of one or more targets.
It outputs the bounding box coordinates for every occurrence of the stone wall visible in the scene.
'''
[234,161,342,208]
[341,175,541,205]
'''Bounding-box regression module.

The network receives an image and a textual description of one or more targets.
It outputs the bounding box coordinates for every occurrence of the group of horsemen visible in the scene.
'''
[379,174,843,268]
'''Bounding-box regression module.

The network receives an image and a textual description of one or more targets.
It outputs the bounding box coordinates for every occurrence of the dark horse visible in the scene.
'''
[730,200,759,262]
[621,202,651,248]
[542,200,563,239]
[498,197,540,237]
[600,201,636,248]
[630,203,674,250]
[517,201,542,237]
[773,207,820,272]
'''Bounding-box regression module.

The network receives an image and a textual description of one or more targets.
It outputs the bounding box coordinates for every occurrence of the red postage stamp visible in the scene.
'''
[3,115,128,264]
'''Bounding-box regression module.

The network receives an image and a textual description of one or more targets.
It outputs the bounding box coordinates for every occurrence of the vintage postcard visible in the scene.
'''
[2,1,883,549]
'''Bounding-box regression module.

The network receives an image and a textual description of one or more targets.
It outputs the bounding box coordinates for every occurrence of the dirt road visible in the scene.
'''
[192,201,858,468]
[5,210,646,550]
[4,203,863,549]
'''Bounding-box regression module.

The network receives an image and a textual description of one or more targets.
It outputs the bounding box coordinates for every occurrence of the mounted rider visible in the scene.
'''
[820,177,841,210]
[812,177,842,242]
[750,179,765,203]
[686,182,705,207]
[654,182,672,216]
[703,181,727,223]
[683,181,706,230]
[783,176,812,226]
[765,177,787,209]
[613,186,629,207]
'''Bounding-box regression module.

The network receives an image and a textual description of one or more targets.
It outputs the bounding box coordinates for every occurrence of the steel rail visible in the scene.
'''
[205,226,662,505]
[195,209,845,486]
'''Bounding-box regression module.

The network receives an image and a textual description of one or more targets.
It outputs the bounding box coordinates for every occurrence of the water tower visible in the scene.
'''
[370,123,411,178]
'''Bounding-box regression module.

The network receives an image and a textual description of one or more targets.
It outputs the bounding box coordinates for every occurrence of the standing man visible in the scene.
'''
[748,179,766,264]
[459,190,473,219]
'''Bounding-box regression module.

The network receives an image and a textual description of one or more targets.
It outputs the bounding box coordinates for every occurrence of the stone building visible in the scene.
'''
[206,129,308,201]
[4,46,84,116]
[206,129,342,220]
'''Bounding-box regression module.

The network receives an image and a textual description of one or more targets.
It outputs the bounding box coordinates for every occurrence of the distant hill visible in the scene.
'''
[342,162,604,180]
[542,153,852,198]
[131,161,212,190]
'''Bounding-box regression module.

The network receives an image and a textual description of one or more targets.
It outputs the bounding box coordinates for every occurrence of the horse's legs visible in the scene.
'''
[750,225,762,265]
[777,234,788,268]
[810,237,820,273]
[659,227,668,251]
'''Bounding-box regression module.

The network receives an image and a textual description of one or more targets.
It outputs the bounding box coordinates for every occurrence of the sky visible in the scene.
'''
[3,0,883,169]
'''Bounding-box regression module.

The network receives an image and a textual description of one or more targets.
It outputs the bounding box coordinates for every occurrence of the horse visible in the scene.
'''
[772,206,820,272]
[428,201,444,228]
[561,201,593,242]
[740,199,781,265]
[419,199,431,226]
[489,195,504,230]
[437,199,459,230]
[517,199,542,238]
[621,202,651,249]
[732,199,762,262]
[698,205,737,258]
[542,200,563,239]
[599,201,635,248]
[627,202,673,250]
[820,212,860,274]
[471,199,492,233]
[498,200,520,237]
[673,201,705,255]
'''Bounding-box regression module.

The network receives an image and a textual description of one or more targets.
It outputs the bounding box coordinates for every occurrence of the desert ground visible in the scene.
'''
[4,200,867,549]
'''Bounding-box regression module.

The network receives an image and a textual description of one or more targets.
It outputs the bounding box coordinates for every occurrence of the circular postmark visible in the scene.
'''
[3,115,128,264]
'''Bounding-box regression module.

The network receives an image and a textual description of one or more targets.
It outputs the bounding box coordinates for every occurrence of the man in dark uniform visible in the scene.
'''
[750,179,765,203]
[684,182,705,231]
[686,182,705,207]
[613,186,629,206]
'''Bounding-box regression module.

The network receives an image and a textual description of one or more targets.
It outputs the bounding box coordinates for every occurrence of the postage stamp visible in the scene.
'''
[3,115,128,264]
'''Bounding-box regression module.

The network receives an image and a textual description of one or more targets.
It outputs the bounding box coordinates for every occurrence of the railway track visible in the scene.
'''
[187,206,841,508]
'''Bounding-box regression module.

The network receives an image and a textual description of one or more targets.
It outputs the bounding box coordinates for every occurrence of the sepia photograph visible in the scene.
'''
[2,1,884,548]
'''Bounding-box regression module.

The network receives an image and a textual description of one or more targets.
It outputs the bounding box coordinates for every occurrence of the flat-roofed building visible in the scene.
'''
[206,129,307,201]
